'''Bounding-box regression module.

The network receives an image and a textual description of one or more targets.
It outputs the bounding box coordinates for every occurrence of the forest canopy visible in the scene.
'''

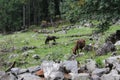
[0,0,120,33]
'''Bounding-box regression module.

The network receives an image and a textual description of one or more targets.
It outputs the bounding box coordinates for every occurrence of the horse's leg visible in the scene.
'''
[53,39,56,43]
[45,39,48,44]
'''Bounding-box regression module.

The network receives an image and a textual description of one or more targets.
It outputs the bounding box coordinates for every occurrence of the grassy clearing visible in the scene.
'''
[0,24,120,70]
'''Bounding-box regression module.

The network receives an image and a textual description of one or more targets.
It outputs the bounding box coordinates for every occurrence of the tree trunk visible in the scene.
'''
[28,0,30,27]
[23,5,26,29]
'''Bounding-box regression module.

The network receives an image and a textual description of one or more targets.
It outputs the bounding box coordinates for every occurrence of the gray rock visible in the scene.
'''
[0,72,18,80]
[114,40,120,46]
[85,59,96,72]
[48,72,64,80]
[11,68,20,75]
[69,73,90,80]
[9,54,19,59]
[90,75,100,80]
[0,71,5,78]
[32,54,40,60]
[92,68,109,77]
[105,55,120,64]
[27,66,41,73]
[62,60,78,73]
[96,41,116,56]
[18,73,43,80]
[101,69,120,80]
[41,61,61,79]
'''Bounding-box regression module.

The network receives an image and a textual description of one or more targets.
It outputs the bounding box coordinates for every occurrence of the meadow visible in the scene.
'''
[0,24,120,70]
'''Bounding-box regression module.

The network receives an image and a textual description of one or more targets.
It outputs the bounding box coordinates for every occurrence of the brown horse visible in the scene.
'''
[45,36,59,44]
[72,39,86,55]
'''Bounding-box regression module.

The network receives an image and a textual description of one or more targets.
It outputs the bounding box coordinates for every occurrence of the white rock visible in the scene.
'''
[62,60,78,73]
[114,40,120,46]
[69,73,90,80]
[85,59,96,72]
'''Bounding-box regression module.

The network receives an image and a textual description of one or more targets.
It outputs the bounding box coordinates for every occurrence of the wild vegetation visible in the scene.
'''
[0,0,120,33]
[0,24,120,70]
[0,0,120,71]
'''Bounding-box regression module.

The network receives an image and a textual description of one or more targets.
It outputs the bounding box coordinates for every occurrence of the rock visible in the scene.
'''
[32,54,40,60]
[22,50,35,57]
[92,68,109,77]
[48,72,64,80]
[114,40,120,46]
[41,61,61,79]
[116,64,120,73]
[84,45,93,52]
[21,46,36,52]
[62,60,78,73]
[90,75,100,80]
[78,65,87,73]
[85,59,96,72]
[10,67,29,75]
[101,69,120,80]
[96,41,116,56]
[11,68,20,75]
[105,55,120,64]
[27,66,41,73]
[69,73,90,80]
[18,73,43,80]
[0,72,18,80]
[35,69,44,77]
[111,52,117,56]
[22,52,29,57]
[115,20,120,25]
[9,54,19,59]
[0,71,5,78]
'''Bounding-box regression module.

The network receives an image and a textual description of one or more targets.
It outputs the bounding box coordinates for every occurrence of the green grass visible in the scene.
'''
[0,24,120,70]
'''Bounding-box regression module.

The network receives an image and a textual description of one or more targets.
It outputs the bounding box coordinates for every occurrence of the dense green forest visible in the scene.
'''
[0,0,120,33]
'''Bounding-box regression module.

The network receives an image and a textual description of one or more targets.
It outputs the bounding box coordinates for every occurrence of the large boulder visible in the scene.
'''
[92,68,109,77]
[96,41,116,56]
[41,61,62,79]
[101,69,120,80]
[18,73,43,80]
[61,60,78,73]
[0,72,18,80]
[85,59,96,73]
[69,73,90,80]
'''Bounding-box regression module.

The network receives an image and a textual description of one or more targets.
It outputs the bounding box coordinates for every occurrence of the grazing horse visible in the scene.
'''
[72,39,86,55]
[45,36,59,44]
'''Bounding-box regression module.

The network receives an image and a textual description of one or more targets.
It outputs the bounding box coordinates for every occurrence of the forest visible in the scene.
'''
[0,0,120,34]
[1,1,120,79]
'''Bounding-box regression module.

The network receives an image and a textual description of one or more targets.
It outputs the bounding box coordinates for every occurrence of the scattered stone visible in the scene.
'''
[18,73,43,80]
[32,54,40,60]
[101,69,120,80]
[9,54,19,59]
[21,46,37,52]
[90,75,100,80]
[70,73,90,80]
[92,68,109,77]
[0,55,120,80]
[114,40,120,46]
[27,66,41,73]
[96,41,116,56]
[0,71,5,78]
[85,59,96,72]
[62,60,78,73]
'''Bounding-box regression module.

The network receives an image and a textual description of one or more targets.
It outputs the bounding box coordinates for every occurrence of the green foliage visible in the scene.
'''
[0,24,120,70]
[60,0,83,23]
[95,58,104,68]
[96,19,110,33]
[0,0,23,33]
